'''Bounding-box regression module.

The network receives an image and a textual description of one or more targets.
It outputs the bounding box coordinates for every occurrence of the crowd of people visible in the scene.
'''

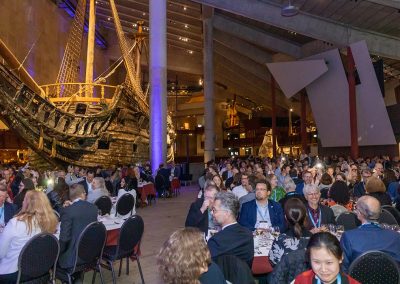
[156,154,400,283]
[0,161,179,283]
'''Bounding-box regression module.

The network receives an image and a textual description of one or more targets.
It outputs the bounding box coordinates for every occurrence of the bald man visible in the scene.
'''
[340,196,400,272]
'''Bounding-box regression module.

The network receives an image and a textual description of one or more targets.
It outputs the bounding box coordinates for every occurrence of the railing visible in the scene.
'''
[39,83,119,104]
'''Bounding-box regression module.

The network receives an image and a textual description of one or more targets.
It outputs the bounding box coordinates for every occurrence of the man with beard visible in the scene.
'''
[239,180,285,232]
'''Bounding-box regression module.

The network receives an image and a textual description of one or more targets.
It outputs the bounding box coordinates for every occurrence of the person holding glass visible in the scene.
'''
[293,232,360,284]
[303,184,335,234]
[269,198,312,266]
[0,191,58,283]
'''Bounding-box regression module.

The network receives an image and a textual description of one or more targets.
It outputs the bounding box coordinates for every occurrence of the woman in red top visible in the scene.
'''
[294,232,360,284]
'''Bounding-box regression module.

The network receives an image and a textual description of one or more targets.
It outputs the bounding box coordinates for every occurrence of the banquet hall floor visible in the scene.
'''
[83,184,199,284]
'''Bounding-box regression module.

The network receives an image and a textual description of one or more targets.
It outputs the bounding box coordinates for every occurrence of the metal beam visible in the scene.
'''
[192,0,400,59]
[214,29,273,64]
[213,15,302,58]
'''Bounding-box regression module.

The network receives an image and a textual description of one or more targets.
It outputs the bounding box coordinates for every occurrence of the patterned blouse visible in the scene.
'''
[269,228,311,266]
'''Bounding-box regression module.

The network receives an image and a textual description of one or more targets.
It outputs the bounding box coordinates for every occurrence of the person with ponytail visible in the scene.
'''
[269,198,312,266]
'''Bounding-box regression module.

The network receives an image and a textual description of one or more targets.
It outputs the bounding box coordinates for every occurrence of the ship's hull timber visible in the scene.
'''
[0,62,155,168]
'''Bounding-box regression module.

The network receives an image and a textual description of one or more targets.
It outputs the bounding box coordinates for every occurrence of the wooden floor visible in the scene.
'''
[83,184,199,284]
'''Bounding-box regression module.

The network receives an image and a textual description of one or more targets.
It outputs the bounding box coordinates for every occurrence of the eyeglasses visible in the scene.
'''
[211,207,228,214]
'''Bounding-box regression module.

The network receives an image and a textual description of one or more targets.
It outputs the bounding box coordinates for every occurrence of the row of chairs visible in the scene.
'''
[95,193,135,216]
[16,215,144,284]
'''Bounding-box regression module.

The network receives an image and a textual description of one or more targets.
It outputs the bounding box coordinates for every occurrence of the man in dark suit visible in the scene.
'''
[340,195,400,272]
[185,184,219,234]
[0,185,17,225]
[239,180,285,232]
[78,170,95,195]
[208,191,254,267]
[58,183,98,270]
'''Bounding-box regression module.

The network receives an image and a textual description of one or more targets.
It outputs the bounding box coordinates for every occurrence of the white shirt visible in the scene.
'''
[256,201,271,227]
[0,218,42,274]
[87,187,109,203]
[232,185,248,199]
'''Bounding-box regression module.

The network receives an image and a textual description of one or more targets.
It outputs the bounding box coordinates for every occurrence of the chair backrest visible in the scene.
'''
[215,255,255,284]
[94,195,112,216]
[382,205,400,225]
[115,193,135,216]
[336,212,361,231]
[17,233,60,283]
[378,208,399,225]
[349,250,400,284]
[71,221,107,273]
[116,215,144,258]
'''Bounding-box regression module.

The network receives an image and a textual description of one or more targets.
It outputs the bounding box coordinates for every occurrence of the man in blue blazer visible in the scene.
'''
[239,180,285,232]
[0,185,17,225]
[208,191,254,267]
[340,195,400,272]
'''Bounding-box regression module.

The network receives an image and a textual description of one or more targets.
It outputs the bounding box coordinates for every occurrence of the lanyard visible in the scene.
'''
[360,222,380,228]
[316,273,341,284]
[0,206,4,223]
[308,208,322,228]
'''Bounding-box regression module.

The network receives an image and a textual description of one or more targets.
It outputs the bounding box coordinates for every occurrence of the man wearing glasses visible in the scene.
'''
[232,174,251,199]
[207,191,254,267]
[239,180,285,232]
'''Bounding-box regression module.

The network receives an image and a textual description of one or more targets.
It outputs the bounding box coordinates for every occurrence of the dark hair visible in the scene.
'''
[306,232,343,261]
[255,179,272,192]
[284,198,307,239]
[329,181,350,205]
[289,168,298,178]
[53,177,69,203]
[320,173,333,185]
[22,178,35,190]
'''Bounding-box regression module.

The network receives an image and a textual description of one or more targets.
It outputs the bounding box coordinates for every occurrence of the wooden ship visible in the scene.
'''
[0,0,175,169]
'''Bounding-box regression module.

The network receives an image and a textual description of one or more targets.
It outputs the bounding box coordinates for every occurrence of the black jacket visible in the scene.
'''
[58,200,98,269]
[305,204,336,230]
[185,198,208,234]
[47,190,64,213]
[4,202,17,224]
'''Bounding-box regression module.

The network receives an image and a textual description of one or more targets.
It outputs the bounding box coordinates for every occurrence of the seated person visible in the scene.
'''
[267,174,286,202]
[294,232,360,284]
[304,184,335,233]
[279,176,306,209]
[340,195,400,272]
[58,184,98,269]
[0,191,58,283]
[239,180,285,232]
[208,192,254,267]
[185,184,219,235]
[86,177,109,203]
[327,181,353,218]
[353,168,372,198]
[318,173,333,199]
[157,227,225,284]
[269,198,311,266]
[0,184,17,225]
[116,177,136,215]
[232,174,251,199]
[365,176,392,206]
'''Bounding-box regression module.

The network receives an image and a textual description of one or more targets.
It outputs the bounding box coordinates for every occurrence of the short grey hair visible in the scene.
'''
[283,176,296,193]
[215,191,239,218]
[303,184,320,196]
[357,196,381,221]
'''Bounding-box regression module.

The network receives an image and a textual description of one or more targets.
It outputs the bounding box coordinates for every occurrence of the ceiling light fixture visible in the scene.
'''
[281,0,299,17]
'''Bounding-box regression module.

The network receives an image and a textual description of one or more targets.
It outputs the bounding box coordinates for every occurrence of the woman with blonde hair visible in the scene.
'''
[157,227,225,284]
[0,190,58,282]
[87,176,109,203]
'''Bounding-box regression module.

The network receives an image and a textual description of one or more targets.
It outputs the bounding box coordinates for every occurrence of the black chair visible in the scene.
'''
[382,205,400,225]
[95,196,113,216]
[101,215,145,284]
[336,212,361,231]
[56,221,107,284]
[349,250,400,284]
[215,255,255,284]
[378,208,399,225]
[115,193,135,217]
[16,233,60,284]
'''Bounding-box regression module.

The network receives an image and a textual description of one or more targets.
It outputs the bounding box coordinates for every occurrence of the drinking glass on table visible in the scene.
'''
[271,226,280,238]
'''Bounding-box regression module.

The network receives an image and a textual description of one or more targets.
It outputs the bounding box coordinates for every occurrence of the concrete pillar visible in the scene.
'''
[203,6,215,164]
[149,0,167,174]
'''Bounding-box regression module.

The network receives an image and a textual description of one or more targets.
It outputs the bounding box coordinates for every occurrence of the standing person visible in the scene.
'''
[58,184,98,270]
[0,191,58,283]
[294,232,360,284]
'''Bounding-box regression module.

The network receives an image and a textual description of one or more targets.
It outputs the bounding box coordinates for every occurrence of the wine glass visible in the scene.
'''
[327,224,336,234]
[271,226,280,238]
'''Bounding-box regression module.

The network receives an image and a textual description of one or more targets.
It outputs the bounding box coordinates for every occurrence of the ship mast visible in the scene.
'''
[85,0,96,97]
